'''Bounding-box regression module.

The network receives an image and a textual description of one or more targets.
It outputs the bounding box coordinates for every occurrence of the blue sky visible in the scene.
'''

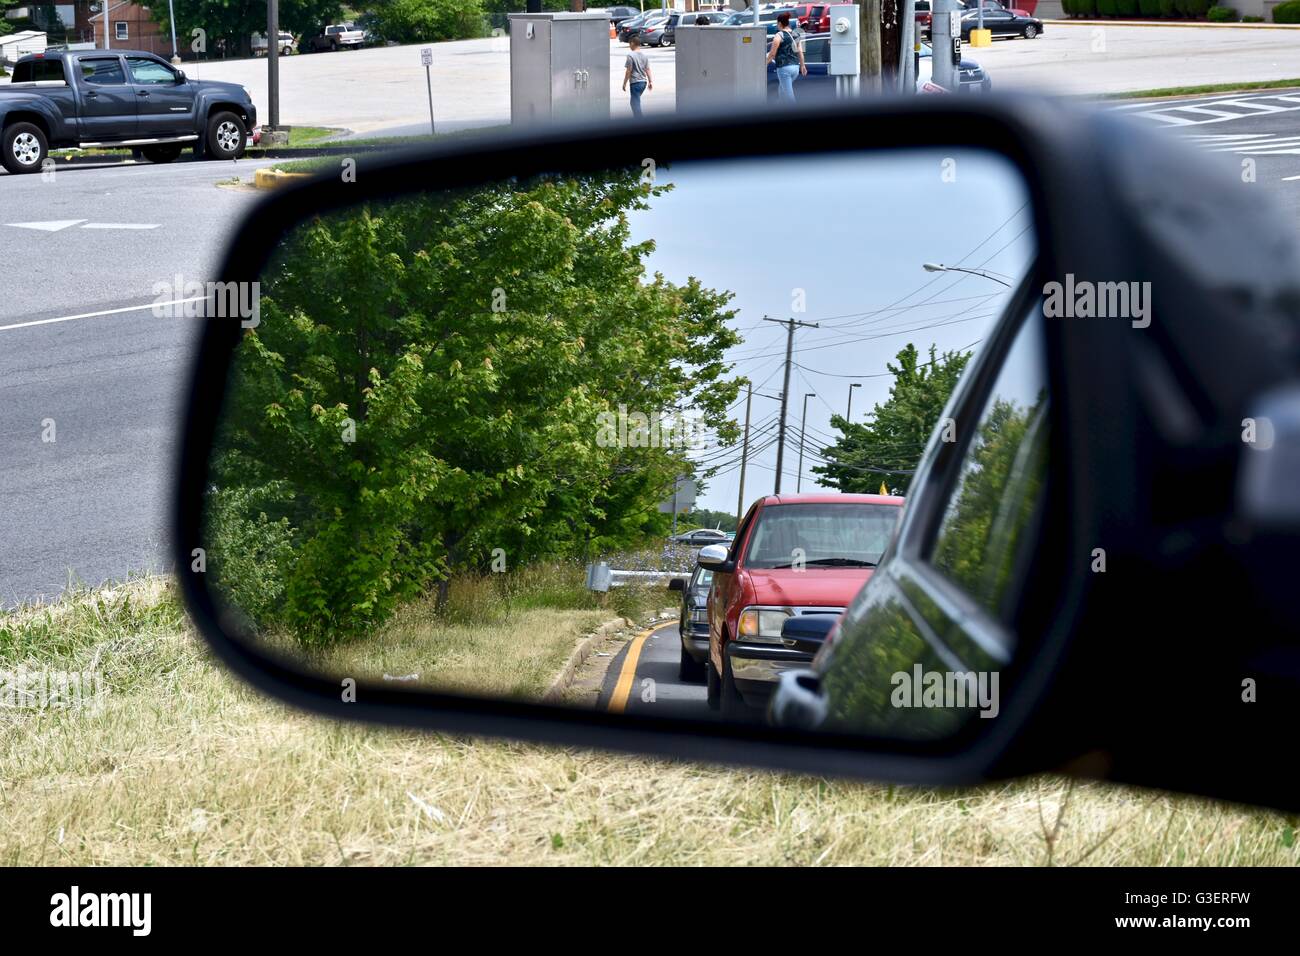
[625,148,1036,515]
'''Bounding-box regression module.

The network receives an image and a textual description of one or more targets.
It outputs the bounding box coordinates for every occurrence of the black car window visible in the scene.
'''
[127,57,176,85]
[803,36,829,63]
[80,57,126,85]
[927,315,1048,623]
[13,58,66,82]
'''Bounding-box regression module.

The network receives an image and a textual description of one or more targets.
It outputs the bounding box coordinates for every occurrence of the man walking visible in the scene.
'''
[623,35,653,117]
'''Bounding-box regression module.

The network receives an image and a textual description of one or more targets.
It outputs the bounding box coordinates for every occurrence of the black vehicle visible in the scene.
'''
[618,12,665,42]
[960,7,1042,39]
[0,50,256,174]
[606,5,640,25]
[670,565,714,682]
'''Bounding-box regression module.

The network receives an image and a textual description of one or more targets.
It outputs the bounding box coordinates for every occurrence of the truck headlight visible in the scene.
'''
[737,607,792,644]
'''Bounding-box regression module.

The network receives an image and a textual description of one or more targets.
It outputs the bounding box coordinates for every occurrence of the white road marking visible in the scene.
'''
[1283,174,1300,181]
[1125,93,1300,128]
[5,219,88,232]
[79,223,161,230]
[4,219,160,231]
[0,296,206,333]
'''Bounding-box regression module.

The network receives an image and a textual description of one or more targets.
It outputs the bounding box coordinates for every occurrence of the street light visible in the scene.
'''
[846,382,861,421]
[922,262,1013,287]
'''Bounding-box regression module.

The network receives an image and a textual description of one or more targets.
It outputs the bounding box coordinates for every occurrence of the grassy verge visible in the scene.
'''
[2,578,1296,865]
[1102,78,1300,99]
[267,125,509,173]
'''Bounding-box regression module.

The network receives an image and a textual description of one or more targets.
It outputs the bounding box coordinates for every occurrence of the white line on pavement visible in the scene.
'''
[0,296,206,333]
[80,223,161,230]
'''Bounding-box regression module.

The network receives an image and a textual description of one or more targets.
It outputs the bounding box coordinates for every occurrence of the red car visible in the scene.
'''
[789,3,830,32]
[698,492,904,717]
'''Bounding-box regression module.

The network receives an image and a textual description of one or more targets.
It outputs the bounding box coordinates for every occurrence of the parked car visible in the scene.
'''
[0,49,257,173]
[698,493,904,717]
[788,3,829,31]
[669,565,714,681]
[960,7,1042,38]
[605,5,641,25]
[618,12,666,42]
[303,23,366,52]
[251,31,296,57]
[669,528,731,546]
[766,36,988,100]
[640,12,683,46]
[919,41,992,93]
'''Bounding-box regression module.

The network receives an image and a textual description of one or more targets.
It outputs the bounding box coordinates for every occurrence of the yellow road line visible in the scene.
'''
[607,624,661,714]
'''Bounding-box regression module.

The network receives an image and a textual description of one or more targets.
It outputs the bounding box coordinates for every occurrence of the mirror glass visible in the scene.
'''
[200,148,1040,741]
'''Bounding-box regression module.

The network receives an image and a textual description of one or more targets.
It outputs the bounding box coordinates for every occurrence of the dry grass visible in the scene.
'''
[1,579,1296,866]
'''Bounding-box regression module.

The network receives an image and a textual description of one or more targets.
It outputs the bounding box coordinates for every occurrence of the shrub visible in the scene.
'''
[1138,0,1164,15]
[1207,4,1239,18]
[1175,0,1212,15]
[1115,0,1139,16]
[1157,0,1178,15]
[1096,0,1117,14]
[1275,0,1300,21]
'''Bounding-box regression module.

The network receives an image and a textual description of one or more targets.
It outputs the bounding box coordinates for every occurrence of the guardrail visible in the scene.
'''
[585,562,689,591]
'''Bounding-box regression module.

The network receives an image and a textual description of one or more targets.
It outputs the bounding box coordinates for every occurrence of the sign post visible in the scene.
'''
[421,47,435,136]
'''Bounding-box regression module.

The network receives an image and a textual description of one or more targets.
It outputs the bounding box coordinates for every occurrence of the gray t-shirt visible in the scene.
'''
[625,50,650,84]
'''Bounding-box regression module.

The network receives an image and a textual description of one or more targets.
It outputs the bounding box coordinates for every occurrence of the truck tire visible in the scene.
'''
[142,144,182,164]
[2,121,48,175]
[206,111,247,161]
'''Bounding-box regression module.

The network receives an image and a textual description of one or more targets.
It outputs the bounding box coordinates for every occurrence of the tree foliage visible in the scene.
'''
[812,344,971,496]
[370,0,486,43]
[154,0,345,58]
[207,169,741,644]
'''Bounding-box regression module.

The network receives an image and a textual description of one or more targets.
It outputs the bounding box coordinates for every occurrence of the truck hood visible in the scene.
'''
[743,567,873,609]
[190,78,250,100]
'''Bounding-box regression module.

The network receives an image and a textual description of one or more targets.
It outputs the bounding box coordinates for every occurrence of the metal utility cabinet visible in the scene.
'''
[674,25,766,113]
[509,12,611,125]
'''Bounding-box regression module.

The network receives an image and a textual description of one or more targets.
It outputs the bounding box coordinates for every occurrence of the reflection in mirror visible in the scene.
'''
[202,148,1037,739]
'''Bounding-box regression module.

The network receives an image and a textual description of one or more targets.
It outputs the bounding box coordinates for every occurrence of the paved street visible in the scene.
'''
[0,159,271,605]
[598,622,712,718]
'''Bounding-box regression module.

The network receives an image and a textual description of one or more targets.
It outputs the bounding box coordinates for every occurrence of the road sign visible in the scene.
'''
[421,48,435,135]
[421,47,432,66]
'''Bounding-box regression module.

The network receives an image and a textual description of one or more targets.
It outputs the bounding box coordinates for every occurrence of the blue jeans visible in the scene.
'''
[629,81,647,117]
[776,64,799,103]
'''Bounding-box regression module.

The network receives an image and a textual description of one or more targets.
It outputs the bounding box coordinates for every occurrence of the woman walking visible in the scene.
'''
[766,13,806,104]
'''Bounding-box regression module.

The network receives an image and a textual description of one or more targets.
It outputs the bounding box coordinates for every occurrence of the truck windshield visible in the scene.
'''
[744,503,900,570]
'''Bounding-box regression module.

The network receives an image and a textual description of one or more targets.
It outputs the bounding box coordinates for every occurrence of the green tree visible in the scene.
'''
[208,168,741,644]
[154,0,345,58]
[812,344,971,496]
[370,0,486,43]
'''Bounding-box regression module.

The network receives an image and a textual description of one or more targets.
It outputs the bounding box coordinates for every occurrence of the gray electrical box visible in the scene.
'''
[674,25,767,114]
[509,12,611,125]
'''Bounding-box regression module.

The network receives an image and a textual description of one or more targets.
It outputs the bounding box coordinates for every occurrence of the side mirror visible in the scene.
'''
[176,70,186,83]
[778,613,837,655]
[667,577,686,592]
[695,543,729,569]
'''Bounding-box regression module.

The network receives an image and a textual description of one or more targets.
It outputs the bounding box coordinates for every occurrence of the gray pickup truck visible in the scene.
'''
[0,49,258,174]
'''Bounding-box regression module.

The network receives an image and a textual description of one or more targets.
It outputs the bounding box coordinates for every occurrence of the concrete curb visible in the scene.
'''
[254,167,313,189]
[1047,18,1300,28]
[542,616,634,704]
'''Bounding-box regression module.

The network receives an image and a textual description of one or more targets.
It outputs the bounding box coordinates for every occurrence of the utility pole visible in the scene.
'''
[736,383,753,526]
[846,382,861,420]
[268,0,281,134]
[797,392,815,493]
[765,315,820,495]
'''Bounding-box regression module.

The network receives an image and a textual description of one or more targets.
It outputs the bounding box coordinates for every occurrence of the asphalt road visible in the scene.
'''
[0,157,271,605]
[599,622,712,719]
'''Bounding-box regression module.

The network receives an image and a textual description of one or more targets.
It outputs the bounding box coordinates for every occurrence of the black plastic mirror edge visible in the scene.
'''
[173,97,1097,790]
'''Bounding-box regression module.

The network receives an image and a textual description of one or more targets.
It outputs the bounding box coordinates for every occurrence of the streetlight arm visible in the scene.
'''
[921,263,1012,287]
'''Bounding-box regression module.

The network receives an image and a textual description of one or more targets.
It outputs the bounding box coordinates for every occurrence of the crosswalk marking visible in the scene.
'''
[1122,91,1300,128]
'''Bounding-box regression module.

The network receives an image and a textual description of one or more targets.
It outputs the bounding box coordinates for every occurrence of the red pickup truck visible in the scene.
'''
[697,492,903,717]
